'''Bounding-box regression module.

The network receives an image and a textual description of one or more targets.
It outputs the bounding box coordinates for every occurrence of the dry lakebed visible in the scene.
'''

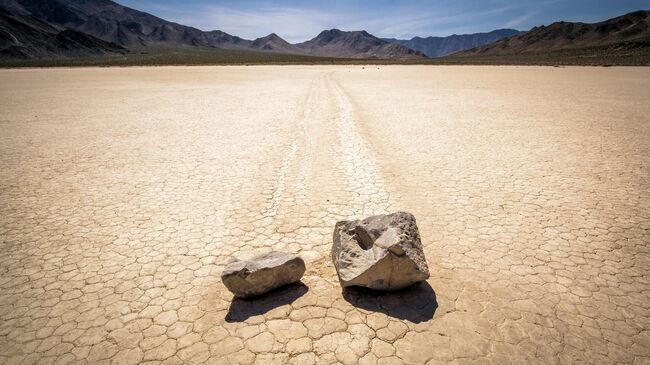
[0,65,649,364]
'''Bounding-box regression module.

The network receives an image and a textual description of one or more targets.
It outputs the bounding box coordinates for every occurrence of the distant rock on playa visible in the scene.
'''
[332,212,430,290]
[222,251,306,299]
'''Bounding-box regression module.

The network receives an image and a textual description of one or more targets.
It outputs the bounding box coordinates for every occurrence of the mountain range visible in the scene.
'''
[454,10,650,57]
[383,29,521,57]
[0,0,648,64]
[0,0,427,59]
[0,0,517,60]
[296,29,423,58]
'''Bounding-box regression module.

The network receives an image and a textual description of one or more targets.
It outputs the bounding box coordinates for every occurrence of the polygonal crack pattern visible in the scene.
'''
[0,66,649,364]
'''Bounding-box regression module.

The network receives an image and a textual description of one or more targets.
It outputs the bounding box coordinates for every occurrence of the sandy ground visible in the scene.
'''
[0,65,649,364]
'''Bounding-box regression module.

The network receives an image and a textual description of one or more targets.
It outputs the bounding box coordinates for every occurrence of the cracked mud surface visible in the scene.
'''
[0,65,649,364]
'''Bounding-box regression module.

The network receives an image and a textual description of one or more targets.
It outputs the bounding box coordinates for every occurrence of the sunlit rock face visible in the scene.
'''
[332,212,430,291]
[222,252,306,299]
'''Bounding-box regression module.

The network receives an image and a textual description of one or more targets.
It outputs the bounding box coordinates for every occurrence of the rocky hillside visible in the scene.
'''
[454,10,650,56]
[0,0,253,49]
[250,33,302,54]
[0,7,124,59]
[296,29,424,59]
[384,29,521,57]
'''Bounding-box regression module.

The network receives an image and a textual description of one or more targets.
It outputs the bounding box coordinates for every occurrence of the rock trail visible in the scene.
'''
[329,74,395,218]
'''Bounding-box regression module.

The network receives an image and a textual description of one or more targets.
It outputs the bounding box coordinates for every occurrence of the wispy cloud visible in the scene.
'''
[357,4,520,38]
[163,5,345,43]
[164,2,522,42]
[504,12,536,28]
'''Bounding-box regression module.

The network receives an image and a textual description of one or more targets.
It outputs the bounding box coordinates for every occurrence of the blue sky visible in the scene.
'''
[119,0,649,42]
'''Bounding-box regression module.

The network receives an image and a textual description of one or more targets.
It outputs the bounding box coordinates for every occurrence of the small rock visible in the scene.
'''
[222,251,306,299]
[332,212,429,290]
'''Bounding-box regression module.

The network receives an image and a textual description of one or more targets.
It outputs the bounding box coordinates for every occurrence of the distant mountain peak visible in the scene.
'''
[250,32,300,54]
[297,28,424,59]
[384,29,522,57]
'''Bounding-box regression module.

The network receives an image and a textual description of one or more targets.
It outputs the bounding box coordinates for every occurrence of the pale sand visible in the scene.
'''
[1,66,649,364]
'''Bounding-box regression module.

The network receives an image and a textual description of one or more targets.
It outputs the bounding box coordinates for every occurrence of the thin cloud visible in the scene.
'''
[504,12,536,28]
[169,5,346,43]
[176,3,521,42]
[358,4,520,38]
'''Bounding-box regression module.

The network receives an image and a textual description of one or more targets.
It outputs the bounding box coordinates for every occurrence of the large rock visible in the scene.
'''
[332,212,429,290]
[222,251,306,299]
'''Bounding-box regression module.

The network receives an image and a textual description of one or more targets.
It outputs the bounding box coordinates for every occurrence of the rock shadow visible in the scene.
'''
[342,281,437,323]
[225,282,308,323]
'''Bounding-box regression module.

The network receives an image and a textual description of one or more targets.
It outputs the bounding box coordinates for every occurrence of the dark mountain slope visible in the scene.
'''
[296,29,424,59]
[454,10,650,56]
[0,0,252,48]
[250,33,302,54]
[384,29,521,57]
[0,7,124,59]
